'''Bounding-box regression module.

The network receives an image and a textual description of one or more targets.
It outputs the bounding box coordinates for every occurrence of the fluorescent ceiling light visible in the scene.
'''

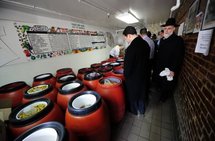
[116,12,139,24]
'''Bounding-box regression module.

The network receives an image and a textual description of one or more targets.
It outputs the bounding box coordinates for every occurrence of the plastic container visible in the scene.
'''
[9,98,64,138]
[22,84,58,103]
[0,81,30,108]
[77,68,94,81]
[32,73,56,87]
[56,68,75,78]
[57,80,87,111]
[111,68,125,81]
[90,63,102,71]
[109,62,122,70]
[96,76,125,123]
[83,72,103,90]
[65,91,110,141]
[55,74,77,89]
[14,122,70,141]
[98,66,113,77]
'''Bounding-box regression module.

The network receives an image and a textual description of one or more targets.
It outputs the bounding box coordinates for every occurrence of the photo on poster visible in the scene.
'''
[202,0,215,30]
[193,12,204,33]
[185,0,200,33]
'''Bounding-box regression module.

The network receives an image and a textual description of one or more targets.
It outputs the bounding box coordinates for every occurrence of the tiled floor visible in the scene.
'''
[111,87,176,141]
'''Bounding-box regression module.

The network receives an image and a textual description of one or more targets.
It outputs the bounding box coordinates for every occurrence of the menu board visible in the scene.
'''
[14,24,107,61]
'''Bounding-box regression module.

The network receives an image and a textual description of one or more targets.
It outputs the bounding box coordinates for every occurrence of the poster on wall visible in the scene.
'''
[14,23,106,61]
[193,12,204,33]
[202,0,215,30]
[185,0,200,33]
[194,29,213,56]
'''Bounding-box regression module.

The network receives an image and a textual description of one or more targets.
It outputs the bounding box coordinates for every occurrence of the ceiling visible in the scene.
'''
[0,0,176,30]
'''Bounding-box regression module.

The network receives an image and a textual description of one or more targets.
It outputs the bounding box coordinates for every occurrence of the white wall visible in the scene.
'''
[0,8,113,86]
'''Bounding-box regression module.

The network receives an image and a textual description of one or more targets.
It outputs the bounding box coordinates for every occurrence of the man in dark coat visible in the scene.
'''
[123,26,150,115]
[153,18,185,102]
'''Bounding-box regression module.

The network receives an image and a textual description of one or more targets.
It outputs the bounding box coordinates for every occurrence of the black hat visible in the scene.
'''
[161,18,179,27]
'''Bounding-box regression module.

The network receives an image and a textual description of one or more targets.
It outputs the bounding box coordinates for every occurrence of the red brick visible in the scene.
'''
[210,132,215,141]
[204,101,215,119]
[202,115,213,134]
[202,128,210,141]
[202,87,213,102]
[212,98,215,107]
[207,72,215,83]
[207,114,215,133]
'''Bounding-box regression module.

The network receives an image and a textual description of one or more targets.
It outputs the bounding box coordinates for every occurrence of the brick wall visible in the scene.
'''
[174,0,215,140]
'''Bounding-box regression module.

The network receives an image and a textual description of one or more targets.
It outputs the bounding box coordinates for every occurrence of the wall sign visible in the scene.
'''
[202,0,215,30]
[14,23,106,61]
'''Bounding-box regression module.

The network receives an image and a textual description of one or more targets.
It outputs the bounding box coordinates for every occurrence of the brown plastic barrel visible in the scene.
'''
[83,72,103,90]
[32,73,56,87]
[65,91,110,141]
[55,74,77,89]
[9,98,64,138]
[56,68,75,78]
[22,84,58,103]
[14,122,72,141]
[109,62,122,70]
[0,81,30,108]
[110,68,125,81]
[98,66,113,77]
[77,68,93,81]
[57,80,87,111]
[90,63,102,71]
[96,76,125,123]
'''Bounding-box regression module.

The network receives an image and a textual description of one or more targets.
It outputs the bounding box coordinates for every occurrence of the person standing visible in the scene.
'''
[109,44,124,58]
[140,28,155,102]
[123,26,150,115]
[153,18,185,102]
[140,28,155,61]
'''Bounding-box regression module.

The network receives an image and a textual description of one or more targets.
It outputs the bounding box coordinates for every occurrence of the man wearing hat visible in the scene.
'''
[152,18,185,102]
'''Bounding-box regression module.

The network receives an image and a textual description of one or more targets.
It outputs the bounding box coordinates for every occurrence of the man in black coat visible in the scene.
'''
[153,18,185,102]
[123,26,150,115]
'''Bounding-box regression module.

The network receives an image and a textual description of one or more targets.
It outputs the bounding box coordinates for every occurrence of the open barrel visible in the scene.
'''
[96,76,125,123]
[32,73,56,87]
[55,74,77,89]
[14,122,71,141]
[56,68,75,78]
[77,68,93,81]
[57,80,87,111]
[22,84,58,103]
[0,81,30,108]
[65,91,110,141]
[83,72,103,90]
[9,98,64,138]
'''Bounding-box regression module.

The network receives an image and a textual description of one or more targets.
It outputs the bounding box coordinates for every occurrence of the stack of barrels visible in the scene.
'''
[0,57,125,141]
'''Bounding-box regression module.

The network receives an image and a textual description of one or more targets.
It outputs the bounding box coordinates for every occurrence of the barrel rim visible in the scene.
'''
[68,91,102,116]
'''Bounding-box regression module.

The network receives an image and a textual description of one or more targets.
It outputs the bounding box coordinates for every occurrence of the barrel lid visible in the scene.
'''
[33,73,54,81]
[9,98,54,126]
[59,80,84,94]
[14,121,66,141]
[57,74,76,83]
[24,84,53,99]
[0,81,28,93]
[84,72,103,80]
[68,91,102,116]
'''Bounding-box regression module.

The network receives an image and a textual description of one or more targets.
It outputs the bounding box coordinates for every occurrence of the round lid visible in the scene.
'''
[0,81,28,93]
[68,91,102,116]
[57,74,76,83]
[84,72,103,80]
[34,73,54,81]
[59,80,84,94]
